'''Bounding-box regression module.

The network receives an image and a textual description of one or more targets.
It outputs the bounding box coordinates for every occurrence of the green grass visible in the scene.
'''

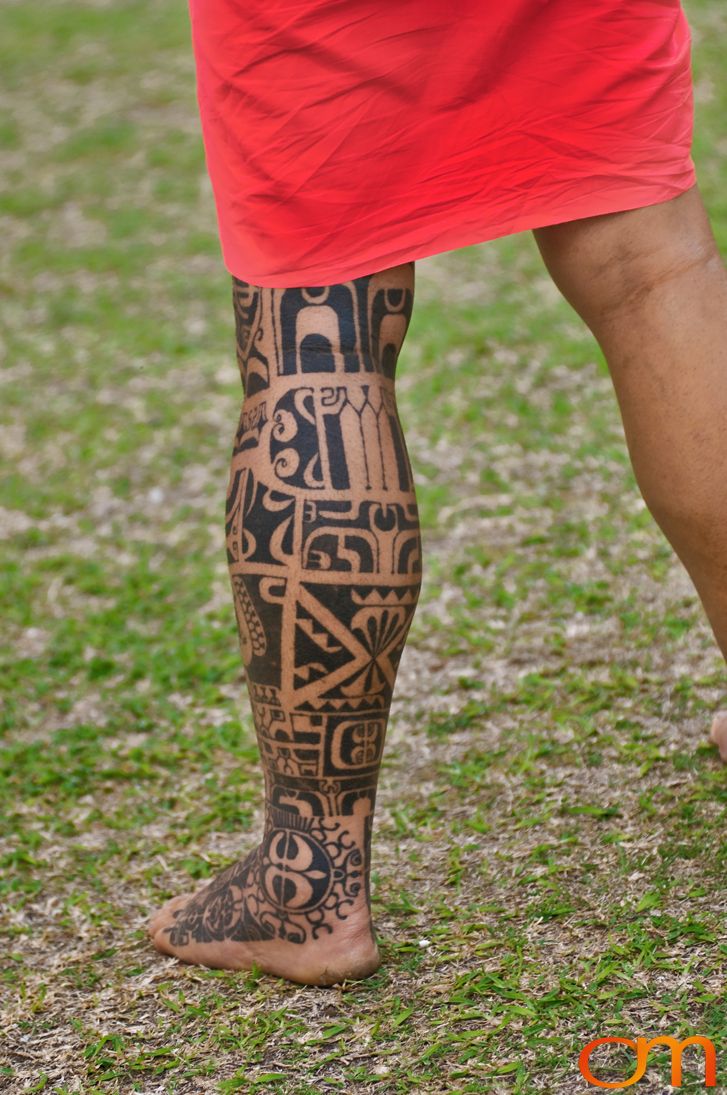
[2,0,726,1091]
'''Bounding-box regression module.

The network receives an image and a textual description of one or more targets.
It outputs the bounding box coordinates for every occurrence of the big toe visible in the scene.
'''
[709,711,727,762]
[146,892,195,938]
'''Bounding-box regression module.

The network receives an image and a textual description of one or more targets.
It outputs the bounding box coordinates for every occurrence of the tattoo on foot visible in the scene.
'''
[164,807,364,946]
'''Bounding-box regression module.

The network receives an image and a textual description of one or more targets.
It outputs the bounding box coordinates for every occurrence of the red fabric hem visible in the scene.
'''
[220,170,698,288]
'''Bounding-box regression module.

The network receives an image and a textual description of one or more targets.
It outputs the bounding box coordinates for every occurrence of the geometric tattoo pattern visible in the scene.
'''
[164,263,421,948]
[165,803,364,945]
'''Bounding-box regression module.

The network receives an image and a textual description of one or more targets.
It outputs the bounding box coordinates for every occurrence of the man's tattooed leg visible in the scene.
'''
[147,262,422,984]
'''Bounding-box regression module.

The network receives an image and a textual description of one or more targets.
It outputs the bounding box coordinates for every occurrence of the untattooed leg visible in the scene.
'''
[147,261,423,983]
[532,183,727,761]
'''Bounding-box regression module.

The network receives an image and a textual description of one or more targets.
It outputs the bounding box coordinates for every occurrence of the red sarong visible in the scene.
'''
[187,0,697,287]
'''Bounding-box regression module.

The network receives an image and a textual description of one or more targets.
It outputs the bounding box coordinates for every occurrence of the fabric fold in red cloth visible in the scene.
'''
[187,0,697,287]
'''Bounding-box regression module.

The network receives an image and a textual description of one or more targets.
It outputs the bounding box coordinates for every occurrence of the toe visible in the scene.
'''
[709,711,727,761]
[146,893,195,938]
[151,926,181,958]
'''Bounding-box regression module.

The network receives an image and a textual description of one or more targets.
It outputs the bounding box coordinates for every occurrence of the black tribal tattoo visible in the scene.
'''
[166,803,364,945]
[166,264,421,948]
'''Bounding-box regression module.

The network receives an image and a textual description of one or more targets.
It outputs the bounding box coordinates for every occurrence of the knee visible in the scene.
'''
[232,263,415,396]
[229,267,418,504]
[227,270,421,578]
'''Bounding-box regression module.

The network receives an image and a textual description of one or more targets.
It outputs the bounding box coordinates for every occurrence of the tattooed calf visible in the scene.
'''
[218,267,421,942]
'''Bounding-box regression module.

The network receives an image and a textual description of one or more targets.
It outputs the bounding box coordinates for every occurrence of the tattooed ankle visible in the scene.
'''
[165,808,368,947]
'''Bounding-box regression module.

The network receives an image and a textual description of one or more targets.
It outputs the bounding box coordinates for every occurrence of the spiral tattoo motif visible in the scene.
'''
[166,809,364,945]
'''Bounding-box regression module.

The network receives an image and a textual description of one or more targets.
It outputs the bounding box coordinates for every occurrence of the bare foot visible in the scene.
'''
[146,816,380,986]
[709,710,727,763]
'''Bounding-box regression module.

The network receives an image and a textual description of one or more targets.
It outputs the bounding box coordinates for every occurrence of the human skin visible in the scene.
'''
[532,181,727,761]
[148,182,727,984]
[148,261,422,985]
